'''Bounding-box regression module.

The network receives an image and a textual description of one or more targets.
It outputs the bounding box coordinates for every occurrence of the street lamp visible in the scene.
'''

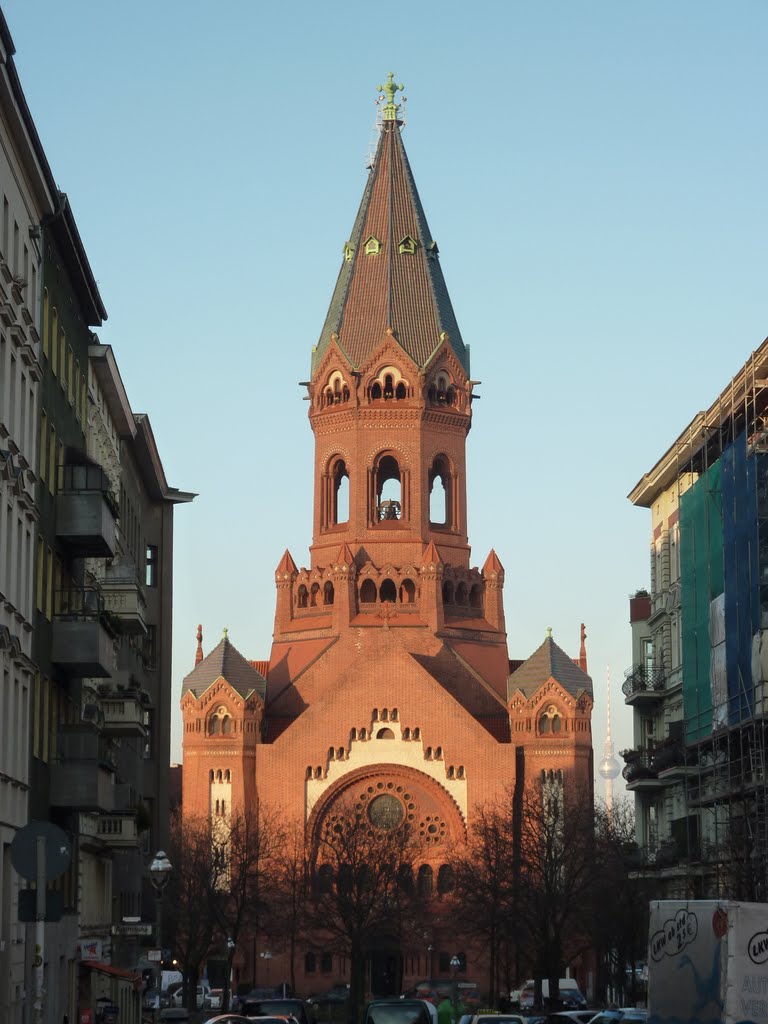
[224,936,235,1011]
[450,955,461,979]
[260,950,273,988]
[149,851,172,1018]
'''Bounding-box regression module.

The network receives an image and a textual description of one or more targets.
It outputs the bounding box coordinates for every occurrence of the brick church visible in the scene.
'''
[181,76,594,997]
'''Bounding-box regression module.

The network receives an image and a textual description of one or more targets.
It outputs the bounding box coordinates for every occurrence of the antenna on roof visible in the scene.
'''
[367,96,383,170]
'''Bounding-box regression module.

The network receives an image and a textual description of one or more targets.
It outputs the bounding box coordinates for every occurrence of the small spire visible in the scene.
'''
[222,627,229,641]
[378,72,404,121]
[579,622,588,673]
[546,626,553,639]
[195,624,203,666]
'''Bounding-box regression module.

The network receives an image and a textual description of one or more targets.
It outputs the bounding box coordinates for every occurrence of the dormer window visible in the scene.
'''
[364,236,381,255]
[343,242,355,262]
[398,235,417,255]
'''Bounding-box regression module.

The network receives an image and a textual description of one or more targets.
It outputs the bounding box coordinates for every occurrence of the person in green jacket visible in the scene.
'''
[437,995,455,1024]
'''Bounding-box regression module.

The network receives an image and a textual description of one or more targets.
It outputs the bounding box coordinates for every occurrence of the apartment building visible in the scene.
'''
[626,338,768,900]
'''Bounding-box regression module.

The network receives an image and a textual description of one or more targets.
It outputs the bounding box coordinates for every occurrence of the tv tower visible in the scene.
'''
[598,664,620,818]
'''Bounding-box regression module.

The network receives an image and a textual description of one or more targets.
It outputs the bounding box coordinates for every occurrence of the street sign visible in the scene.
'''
[10,821,71,881]
[147,950,162,961]
[18,890,64,923]
[111,922,152,936]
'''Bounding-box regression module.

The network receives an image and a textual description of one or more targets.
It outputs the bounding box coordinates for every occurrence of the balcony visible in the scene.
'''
[101,575,147,636]
[622,664,665,705]
[50,728,115,812]
[101,692,147,737]
[51,587,114,677]
[621,750,663,792]
[97,814,140,848]
[652,740,698,780]
[56,463,117,557]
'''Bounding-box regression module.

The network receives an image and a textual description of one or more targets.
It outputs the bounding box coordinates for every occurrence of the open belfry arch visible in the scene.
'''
[181,76,594,994]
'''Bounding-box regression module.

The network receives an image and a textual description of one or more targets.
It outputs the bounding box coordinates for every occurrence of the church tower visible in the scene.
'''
[272,74,511,694]
[182,76,594,997]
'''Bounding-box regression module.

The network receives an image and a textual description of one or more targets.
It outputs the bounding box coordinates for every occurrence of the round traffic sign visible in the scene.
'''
[10,821,72,881]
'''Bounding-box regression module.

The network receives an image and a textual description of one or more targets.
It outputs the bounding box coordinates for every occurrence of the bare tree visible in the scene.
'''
[165,811,225,1012]
[305,796,424,1024]
[211,806,285,1010]
[453,800,517,1004]
[270,819,311,996]
[515,780,597,1009]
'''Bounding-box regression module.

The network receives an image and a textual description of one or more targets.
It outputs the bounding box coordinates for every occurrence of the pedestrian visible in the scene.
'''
[437,994,454,1024]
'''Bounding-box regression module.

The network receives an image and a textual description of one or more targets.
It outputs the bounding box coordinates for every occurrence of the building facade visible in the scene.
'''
[626,339,768,899]
[1,11,194,1023]
[0,13,51,1022]
[181,81,594,996]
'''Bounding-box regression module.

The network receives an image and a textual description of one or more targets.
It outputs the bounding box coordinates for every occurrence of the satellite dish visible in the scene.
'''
[10,821,72,881]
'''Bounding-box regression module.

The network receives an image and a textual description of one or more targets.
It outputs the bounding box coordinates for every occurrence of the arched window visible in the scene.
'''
[310,582,320,607]
[225,770,231,782]
[216,769,223,782]
[384,374,394,399]
[381,708,388,721]
[442,581,454,604]
[317,864,333,894]
[350,728,357,741]
[425,747,433,760]
[552,714,562,733]
[417,864,434,897]
[391,708,398,720]
[297,585,309,608]
[429,455,452,527]
[337,747,344,759]
[376,727,395,739]
[360,579,377,604]
[376,454,402,521]
[455,583,467,605]
[380,579,397,602]
[222,716,231,735]
[371,382,382,400]
[395,381,406,399]
[328,747,336,760]
[539,714,551,734]
[398,864,414,893]
[447,766,455,779]
[435,746,443,760]
[210,717,220,736]
[403,727,411,740]
[437,865,455,894]
[209,770,215,781]
[324,581,335,605]
[400,578,416,604]
[469,584,482,608]
[332,459,349,525]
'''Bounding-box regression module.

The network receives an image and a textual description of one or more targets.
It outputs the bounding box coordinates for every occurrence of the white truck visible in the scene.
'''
[648,900,768,1024]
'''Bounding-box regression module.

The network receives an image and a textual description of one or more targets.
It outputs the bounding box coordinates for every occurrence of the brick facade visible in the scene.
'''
[181,98,593,998]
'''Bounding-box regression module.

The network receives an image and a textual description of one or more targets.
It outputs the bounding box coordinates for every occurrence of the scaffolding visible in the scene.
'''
[672,345,768,899]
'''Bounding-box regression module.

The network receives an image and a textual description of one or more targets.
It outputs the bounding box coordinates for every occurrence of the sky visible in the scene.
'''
[5,1,768,798]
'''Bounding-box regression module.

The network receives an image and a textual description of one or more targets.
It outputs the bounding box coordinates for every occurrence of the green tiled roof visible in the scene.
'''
[313,120,469,377]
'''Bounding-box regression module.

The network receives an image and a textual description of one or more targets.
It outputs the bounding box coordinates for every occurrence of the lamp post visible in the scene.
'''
[260,950,273,989]
[450,955,461,982]
[149,851,172,1020]
[225,936,235,1011]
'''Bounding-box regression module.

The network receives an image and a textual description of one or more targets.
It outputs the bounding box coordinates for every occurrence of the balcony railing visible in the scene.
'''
[56,463,117,557]
[101,576,147,636]
[621,750,661,789]
[97,815,139,848]
[51,586,114,677]
[101,693,147,736]
[622,664,666,700]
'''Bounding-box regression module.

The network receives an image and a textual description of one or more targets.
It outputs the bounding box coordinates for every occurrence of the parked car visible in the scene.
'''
[239,997,312,1024]
[587,1012,647,1023]
[545,1013,597,1023]
[363,998,437,1024]
[172,981,214,1009]
[201,1017,254,1024]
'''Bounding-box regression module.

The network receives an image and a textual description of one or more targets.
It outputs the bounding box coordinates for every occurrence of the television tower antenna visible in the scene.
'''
[599,664,620,820]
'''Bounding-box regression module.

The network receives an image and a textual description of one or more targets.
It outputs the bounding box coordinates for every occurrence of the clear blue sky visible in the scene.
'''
[6,1,768,795]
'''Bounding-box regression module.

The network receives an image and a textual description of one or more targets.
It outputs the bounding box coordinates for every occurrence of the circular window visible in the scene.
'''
[368,794,405,831]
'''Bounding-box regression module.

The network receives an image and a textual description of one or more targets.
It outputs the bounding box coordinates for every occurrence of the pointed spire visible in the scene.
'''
[275,549,298,577]
[313,91,469,377]
[421,541,443,568]
[334,543,357,570]
[482,549,504,578]
[579,622,588,673]
[195,624,203,666]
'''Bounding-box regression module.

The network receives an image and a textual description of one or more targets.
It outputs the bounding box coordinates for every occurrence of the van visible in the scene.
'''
[518,978,586,1009]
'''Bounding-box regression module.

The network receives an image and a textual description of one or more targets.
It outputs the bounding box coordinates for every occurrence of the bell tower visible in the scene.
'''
[272,75,507,694]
